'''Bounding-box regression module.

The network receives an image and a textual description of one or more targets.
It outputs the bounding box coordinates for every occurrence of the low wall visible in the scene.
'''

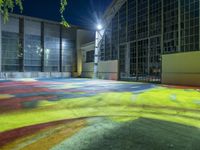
[81,62,94,78]
[98,60,119,80]
[0,72,71,79]
[162,51,200,86]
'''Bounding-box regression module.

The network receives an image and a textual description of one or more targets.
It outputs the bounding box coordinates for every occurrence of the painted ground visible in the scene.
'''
[0,78,200,150]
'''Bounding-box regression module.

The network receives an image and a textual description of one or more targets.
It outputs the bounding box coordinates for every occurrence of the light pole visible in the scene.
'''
[93,24,104,79]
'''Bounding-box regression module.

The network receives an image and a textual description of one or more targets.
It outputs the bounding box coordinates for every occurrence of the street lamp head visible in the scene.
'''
[97,24,103,30]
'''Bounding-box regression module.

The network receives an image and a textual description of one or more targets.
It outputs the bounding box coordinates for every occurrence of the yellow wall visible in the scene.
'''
[81,59,119,80]
[76,30,95,76]
[82,63,94,78]
[98,60,119,80]
[162,51,200,86]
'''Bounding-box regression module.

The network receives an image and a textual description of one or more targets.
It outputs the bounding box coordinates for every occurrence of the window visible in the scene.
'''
[130,42,137,76]
[128,0,137,41]
[119,45,126,73]
[138,40,148,76]
[119,3,127,43]
[86,50,94,63]
[112,13,119,60]
[163,0,179,53]
[105,24,112,60]
[62,39,75,72]
[44,24,60,72]
[2,32,20,71]
[137,0,148,39]
[180,0,199,52]
[24,35,42,71]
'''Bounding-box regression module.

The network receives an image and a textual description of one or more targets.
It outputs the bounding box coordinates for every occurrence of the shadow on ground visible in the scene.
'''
[53,118,200,150]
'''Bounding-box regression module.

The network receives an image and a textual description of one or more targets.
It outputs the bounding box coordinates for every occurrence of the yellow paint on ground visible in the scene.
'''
[0,94,14,99]
[1,89,200,132]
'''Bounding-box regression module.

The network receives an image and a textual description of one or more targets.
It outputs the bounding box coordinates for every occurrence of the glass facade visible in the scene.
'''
[1,17,20,71]
[62,28,76,72]
[111,14,119,60]
[128,0,137,41]
[119,3,127,43]
[119,45,126,73]
[149,0,162,36]
[62,39,75,72]
[44,24,60,72]
[100,0,200,82]
[24,35,41,71]
[105,24,112,60]
[137,0,148,39]
[100,35,105,61]
[24,20,42,71]
[180,0,199,52]
[130,42,137,77]
[1,16,76,73]
[163,0,179,53]
[2,32,20,71]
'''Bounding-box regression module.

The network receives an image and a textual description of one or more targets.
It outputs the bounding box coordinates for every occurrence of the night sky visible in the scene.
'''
[14,0,112,29]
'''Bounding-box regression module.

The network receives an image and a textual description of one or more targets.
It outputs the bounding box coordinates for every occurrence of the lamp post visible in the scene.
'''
[93,24,104,79]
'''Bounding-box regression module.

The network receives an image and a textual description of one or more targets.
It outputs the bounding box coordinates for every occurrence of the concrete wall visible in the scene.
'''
[81,42,95,78]
[80,41,119,80]
[162,51,200,86]
[81,60,119,80]
[0,72,71,79]
[76,30,95,76]
[82,63,94,78]
[98,60,119,80]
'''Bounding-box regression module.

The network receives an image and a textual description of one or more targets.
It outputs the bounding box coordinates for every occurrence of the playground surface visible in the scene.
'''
[0,78,200,150]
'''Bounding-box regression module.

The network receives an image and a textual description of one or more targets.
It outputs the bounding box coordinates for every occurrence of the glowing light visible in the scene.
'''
[97,24,103,30]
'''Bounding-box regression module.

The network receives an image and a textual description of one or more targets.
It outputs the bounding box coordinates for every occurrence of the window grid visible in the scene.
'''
[163,0,179,53]
[86,50,94,63]
[130,42,137,76]
[128,0,137,42]
[111,13,119,60]
[137,0,148,39]
[105,24,112,61]
[180,0,199,52]
[119,3,127,43]
[2,32,20,71]
[62,39,75,72]
[24,35,42,71]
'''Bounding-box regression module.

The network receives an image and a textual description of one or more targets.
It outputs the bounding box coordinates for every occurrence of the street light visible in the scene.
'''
[93,23,104,79]
[97,24,103,30]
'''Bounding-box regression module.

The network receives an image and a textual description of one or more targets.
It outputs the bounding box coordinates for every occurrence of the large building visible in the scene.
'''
[0,14,94,78]
[1,1,200,86]
[81,0,200,85]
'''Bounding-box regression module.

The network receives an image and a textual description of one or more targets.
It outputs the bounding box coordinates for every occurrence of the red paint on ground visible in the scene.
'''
[162,85,200,90]
[0,117,88,147]
[0,95,56,113]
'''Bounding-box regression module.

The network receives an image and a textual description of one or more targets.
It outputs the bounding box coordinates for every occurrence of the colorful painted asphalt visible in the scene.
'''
[0,78,200,150]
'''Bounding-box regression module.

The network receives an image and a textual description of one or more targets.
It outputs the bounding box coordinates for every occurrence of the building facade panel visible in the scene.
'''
[119,2,127,44]
[163,0,179,53]
[24,19,42,71]
[111,13,119,60]
[1,16,20,72]
[62,28,76,72]
[105,24,112,60]
[180,0,199,52]
[0,14,93,79]
[44,23,60,72]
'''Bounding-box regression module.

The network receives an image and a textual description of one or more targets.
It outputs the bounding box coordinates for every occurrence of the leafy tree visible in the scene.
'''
[0,0,69,27]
